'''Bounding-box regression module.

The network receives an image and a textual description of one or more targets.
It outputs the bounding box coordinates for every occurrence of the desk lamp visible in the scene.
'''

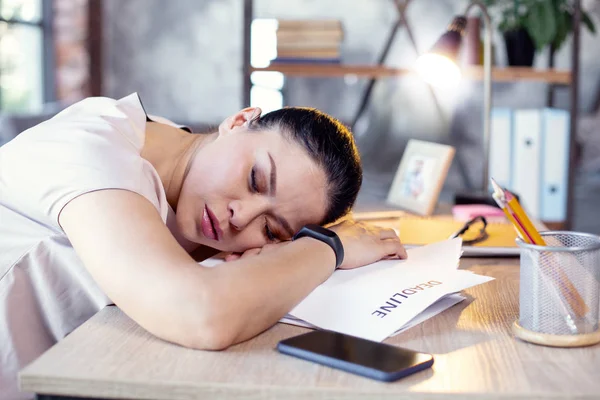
[415,0,494,206]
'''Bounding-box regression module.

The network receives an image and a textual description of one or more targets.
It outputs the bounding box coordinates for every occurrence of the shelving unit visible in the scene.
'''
[250,64,572,83]
[242,0,582,229]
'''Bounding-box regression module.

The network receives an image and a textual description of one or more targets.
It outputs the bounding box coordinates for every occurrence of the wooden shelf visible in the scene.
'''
[464,66,571,84]
[250,64,571,84]
[251,64,409,78]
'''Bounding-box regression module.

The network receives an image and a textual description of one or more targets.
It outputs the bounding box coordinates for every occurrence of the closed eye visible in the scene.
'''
[251,165,282,242]
[264,219,277,242]
[250,167,259,192]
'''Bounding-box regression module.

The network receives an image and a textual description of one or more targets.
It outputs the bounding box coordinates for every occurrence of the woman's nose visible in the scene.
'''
[228,198,267,231]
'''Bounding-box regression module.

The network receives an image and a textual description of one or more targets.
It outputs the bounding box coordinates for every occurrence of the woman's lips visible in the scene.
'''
[201,205,221,241]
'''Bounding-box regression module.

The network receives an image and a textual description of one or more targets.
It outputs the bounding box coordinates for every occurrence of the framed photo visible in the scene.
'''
[386,139,455,215]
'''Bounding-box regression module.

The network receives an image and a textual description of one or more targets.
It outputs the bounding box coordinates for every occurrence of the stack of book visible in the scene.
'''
[273,19,343,64]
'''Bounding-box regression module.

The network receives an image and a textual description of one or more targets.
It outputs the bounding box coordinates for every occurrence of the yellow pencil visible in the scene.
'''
[499,205,529,241]
[490,179,534,242]
[504,190,545,245]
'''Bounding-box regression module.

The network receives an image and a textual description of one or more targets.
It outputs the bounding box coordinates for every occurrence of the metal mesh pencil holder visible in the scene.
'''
[513,231,600,347]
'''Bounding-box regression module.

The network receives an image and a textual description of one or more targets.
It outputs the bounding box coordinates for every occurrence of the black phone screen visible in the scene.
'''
[278,330,433,377]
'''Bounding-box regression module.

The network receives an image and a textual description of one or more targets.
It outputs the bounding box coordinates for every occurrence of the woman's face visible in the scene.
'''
[176,108,329,252]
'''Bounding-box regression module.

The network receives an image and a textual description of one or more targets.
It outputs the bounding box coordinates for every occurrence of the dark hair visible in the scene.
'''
[252,107,362,225]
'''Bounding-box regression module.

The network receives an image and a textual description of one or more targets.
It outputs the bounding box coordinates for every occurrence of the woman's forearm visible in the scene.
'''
[184,237,335,350]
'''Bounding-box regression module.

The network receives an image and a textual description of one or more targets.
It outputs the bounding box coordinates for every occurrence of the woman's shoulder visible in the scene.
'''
[44,93,148,150]
[0,95,150,171]
[54,93,145,120]
[0,94,167,231]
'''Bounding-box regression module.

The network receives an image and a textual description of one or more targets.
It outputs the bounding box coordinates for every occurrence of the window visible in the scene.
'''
[0,0,52,112]
[250,18,283,113]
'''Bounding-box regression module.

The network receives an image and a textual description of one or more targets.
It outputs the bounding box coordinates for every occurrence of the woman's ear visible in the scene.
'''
[218,107,262,136]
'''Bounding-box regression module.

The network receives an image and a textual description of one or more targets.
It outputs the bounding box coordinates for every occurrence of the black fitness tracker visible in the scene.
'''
[292,224,344,269]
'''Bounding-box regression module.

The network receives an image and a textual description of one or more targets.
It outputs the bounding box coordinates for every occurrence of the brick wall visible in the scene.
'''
[53,0,90,103]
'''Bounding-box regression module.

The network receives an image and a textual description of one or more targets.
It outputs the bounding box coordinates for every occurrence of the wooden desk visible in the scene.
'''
[20,258,600,400]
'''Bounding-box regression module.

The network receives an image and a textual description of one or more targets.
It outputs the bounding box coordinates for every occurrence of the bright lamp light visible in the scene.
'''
[414,53,461,88]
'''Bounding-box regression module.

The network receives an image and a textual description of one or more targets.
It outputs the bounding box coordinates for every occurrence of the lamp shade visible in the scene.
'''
[427,16,467,60]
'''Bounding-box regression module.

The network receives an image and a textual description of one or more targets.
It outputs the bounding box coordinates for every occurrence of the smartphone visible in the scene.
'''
[277,330,433,382]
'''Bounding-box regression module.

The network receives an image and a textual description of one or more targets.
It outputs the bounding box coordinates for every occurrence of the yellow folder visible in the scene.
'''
[354,214,519,255]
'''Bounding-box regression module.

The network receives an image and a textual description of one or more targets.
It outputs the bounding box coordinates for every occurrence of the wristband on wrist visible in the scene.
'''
[292,224,344,269]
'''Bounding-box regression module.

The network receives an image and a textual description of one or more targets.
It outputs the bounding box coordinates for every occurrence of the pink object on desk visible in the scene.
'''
[452,204,507,221]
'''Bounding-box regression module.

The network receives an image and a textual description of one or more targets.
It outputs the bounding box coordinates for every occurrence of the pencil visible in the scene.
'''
[504,190,545,245]
[491,181,532,242]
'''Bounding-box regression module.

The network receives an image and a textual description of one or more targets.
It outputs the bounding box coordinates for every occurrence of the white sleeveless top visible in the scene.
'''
[0,93,187,399]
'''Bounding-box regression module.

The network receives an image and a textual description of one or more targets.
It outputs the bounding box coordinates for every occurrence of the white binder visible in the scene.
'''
[540,109,570,222]
[488,108,513,191]
[512,109,542,218]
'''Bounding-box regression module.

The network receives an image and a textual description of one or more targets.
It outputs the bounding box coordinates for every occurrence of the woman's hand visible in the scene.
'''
[328,220,406,269]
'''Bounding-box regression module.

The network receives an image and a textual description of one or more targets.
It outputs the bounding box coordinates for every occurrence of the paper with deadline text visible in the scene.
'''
[285,239,493,342]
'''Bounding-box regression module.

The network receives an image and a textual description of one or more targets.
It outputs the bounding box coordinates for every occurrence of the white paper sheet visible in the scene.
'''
[280,293,466,335]
[391,293,465,336]
[287,239,494,342]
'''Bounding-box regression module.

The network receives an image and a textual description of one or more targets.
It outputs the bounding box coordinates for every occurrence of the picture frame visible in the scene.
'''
[386,139,455,216]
